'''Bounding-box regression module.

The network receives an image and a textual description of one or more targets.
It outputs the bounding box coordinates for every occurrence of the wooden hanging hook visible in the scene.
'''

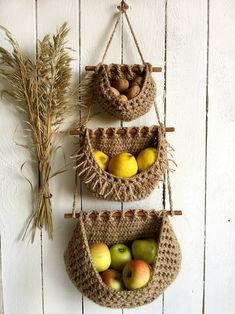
[117,0,129,12]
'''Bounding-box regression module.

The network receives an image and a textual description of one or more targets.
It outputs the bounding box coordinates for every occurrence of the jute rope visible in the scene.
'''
[153,100,175,216]
[100,0,145,65]
[123,10,145,64]
[167,169,174,215]
[101,11,122,64]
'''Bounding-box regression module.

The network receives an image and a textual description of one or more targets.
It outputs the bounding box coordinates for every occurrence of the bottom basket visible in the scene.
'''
[64,209,181,308]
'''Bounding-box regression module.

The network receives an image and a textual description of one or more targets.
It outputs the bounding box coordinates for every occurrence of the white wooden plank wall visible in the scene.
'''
[0,1,234,314]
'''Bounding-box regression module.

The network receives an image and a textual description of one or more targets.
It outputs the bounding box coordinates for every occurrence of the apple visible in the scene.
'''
[110,243,132,271]
[101,269,125,291]
[89,243,111,272]
[132,239,158,264]
[122,259,151,290]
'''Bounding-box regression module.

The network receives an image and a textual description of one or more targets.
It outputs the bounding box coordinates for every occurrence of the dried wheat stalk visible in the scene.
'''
[0,23,76,241]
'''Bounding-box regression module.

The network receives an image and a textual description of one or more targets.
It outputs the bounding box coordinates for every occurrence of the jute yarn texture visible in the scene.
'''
[73,125,170,202]
[64,209,182,308]
[93,63,156,121]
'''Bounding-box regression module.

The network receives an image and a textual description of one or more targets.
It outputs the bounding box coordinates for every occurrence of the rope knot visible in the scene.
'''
[117,0,129,12]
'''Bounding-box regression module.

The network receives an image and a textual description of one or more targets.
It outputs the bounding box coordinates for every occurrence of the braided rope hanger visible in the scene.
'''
[85,0,162,73]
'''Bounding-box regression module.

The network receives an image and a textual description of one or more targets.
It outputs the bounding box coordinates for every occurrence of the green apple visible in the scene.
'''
[89,243,111,272]
[110,243,132,271]
[101,269,124,291]
[122,259,151,290]
[132,239,158,264]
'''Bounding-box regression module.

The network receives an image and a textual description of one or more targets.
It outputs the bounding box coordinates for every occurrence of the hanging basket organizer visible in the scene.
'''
[64,209,182,308]
[64,1,181,308]
[82,1,158,122]
[73,124,172,202]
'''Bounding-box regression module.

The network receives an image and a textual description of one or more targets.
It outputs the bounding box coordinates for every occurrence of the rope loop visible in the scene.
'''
[101,0,144,64]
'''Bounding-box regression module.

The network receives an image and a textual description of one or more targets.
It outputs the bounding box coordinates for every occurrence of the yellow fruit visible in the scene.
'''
[108,152,138,178]
[137,148,158,172]
[93,150,109,171]
[89,243,111,272]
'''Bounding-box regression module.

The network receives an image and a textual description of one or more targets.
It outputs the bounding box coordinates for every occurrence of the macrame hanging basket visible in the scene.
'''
[93,63,156,121]
[64,209,181,308]
[74,124,170,202]
[83,1,157,121]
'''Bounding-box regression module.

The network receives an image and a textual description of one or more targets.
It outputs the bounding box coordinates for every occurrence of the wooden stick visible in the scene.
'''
[69,127,175,136]
[64,210,182,219]
[85,65,162,73]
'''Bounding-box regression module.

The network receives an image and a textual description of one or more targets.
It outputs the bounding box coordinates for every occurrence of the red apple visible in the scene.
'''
[101,269,124,291]
[122,259,151,290]
[110,243,132,271]
[89,243,111,272]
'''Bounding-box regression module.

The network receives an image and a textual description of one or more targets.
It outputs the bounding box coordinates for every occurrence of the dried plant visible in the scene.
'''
[0,23,77,241]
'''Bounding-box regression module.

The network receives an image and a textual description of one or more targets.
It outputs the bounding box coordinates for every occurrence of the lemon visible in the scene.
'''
[137,147,158,172]
[108,152,138,178]
[93,150,109,171]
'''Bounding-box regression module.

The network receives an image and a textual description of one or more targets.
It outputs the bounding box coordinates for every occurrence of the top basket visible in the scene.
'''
[82,1,159,122]
[93,63,156,121]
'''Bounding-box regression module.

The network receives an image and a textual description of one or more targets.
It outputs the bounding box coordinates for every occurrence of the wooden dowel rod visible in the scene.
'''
[64,210,182,219]
[69,127,175,136]
[85,66,162,73]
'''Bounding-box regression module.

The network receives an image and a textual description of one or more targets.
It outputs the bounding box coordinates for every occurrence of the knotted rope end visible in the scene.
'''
[117,1,129,12]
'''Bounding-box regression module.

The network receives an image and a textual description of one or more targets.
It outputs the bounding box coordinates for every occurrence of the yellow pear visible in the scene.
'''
[108,152,138,178]
[137,147,158,172]
[93,150,109,171]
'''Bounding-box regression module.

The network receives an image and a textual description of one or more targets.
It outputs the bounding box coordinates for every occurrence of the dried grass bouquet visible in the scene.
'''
[0,23,77,241]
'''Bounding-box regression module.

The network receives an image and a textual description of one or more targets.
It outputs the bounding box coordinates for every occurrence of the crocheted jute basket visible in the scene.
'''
[74,124,170,202]
[64,209,181,308]
[93,62,156,121]
[80,2,156,121]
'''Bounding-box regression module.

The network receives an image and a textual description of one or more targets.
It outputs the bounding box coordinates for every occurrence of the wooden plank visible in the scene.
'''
[0,1,42,314]
[163,1,207,313]
[122,1,165,313]
[80,1,122,313]
[205,1,235,313]
[36,1,82,314]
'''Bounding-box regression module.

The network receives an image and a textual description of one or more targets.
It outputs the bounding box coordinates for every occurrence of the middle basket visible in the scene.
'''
[74,125,169,202]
